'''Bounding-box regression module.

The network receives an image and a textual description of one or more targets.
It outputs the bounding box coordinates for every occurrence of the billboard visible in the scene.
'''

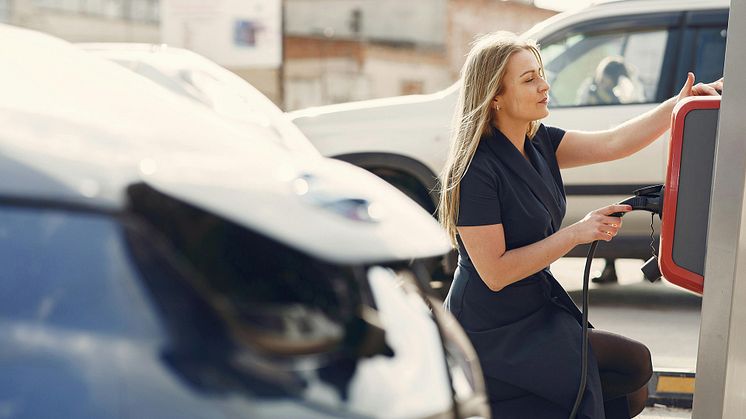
[161,0,282,68]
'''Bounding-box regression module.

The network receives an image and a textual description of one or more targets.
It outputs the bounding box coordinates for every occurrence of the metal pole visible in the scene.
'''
[693,0,746,417]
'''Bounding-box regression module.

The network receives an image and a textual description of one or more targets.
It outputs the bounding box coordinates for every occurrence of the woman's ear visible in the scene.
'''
[493,97,501,111]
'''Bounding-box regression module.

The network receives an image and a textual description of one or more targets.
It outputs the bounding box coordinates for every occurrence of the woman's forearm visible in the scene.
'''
[606,96,677,160]
[483,227,578,291]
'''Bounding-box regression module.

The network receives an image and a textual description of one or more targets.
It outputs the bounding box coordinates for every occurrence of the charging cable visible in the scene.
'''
[568,184,664,419]
[568,240,597,419]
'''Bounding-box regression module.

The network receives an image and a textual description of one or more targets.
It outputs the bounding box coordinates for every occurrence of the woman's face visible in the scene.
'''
[494,49,550,124]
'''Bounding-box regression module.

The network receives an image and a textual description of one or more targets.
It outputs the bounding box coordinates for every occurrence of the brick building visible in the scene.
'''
[283,0,556,110]
[2,0,159,42]
[447,0,556,77]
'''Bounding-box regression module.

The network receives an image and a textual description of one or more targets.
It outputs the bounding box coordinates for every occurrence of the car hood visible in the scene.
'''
[141,152,451,264]
[288,86,458,142]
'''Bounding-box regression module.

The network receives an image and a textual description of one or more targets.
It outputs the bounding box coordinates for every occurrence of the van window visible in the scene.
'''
[693,27,727,84]
[542,29,669,107]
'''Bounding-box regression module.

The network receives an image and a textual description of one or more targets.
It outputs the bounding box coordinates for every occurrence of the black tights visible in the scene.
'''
[589,329,653,417]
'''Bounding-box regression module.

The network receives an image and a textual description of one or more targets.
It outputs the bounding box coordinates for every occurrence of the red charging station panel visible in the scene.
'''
[660,96,721,295]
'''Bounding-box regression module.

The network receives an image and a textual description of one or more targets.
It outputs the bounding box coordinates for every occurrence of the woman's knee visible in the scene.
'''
[620,340,652,390]
[633,343,653,388]
[590,330,653,389]
[628,385,649,417]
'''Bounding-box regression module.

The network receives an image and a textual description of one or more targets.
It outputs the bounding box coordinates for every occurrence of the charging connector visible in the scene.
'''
[610,184,664,217]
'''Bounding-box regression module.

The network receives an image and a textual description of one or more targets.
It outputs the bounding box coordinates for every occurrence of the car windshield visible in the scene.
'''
[0,204,365,416]
[0,206,163,338]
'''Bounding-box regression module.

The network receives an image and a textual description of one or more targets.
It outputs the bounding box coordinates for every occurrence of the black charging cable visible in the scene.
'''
[568,240,598,419]
[569,185,664,418]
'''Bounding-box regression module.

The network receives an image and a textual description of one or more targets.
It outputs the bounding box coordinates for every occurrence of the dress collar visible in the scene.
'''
[482,127,564,231]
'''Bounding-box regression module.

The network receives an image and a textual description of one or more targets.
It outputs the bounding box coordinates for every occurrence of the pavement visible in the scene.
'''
[639,405,692,418]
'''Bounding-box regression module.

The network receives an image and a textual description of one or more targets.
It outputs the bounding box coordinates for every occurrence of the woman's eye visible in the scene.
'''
[526,78,534,83]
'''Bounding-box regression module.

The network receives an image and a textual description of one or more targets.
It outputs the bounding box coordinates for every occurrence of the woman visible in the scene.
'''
[439,32,722,419]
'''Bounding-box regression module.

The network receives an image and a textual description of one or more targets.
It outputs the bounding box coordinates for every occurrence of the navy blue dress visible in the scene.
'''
[444,124,629,419]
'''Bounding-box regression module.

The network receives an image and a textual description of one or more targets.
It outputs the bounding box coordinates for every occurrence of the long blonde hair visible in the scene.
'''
[438,32,544,247]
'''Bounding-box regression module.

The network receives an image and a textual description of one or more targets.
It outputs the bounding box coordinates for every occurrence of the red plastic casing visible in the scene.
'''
[660,96,721,295]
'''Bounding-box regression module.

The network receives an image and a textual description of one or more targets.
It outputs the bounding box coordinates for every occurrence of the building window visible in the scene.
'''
[128,0,159,22]
[0,0,9,23]
[33,0,159,23]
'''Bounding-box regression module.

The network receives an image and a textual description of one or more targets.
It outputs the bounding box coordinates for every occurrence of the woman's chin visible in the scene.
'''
[529,111,549,121]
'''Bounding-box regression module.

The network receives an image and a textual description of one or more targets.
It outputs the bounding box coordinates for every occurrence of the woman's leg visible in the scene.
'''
[589,329,653,416]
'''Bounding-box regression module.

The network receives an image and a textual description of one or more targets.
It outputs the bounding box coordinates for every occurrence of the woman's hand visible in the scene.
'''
[569,204,632,244]
[677,72,723,103]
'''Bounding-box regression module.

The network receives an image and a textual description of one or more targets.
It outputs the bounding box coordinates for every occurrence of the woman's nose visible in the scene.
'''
[539,78,550,93]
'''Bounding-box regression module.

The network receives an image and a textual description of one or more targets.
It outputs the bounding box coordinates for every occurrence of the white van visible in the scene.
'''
[290,0,729,282]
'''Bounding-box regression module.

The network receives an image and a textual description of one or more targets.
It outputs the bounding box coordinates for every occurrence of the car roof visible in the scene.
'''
[0,25,450,263]
[525,0,729,40]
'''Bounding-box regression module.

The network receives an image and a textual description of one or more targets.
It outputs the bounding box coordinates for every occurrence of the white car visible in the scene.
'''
[289,0,729,282]
[1,27,488,418]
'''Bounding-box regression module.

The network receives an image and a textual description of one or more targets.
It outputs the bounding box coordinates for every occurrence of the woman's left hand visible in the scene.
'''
[677,72,723,103]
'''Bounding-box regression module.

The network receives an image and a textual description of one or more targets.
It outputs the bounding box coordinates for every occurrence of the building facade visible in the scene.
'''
[284,0,556,110]
[2,0,282,104]
[2,0,556,110]
[5,0,159,42]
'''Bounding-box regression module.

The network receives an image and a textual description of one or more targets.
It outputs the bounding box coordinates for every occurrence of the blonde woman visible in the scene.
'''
[439,32,722,419]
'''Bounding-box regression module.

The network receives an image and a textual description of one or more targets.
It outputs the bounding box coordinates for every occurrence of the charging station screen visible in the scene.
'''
[672,109,719,276]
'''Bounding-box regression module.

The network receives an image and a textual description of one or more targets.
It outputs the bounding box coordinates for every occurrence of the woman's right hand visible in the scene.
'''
[569,204,632,244]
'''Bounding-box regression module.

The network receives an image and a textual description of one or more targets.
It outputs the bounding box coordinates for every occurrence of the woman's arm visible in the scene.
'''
[555,73,723,169]
[458,204,631,291]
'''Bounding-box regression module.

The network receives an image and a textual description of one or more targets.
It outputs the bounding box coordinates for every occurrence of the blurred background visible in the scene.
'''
[0,0,592,110]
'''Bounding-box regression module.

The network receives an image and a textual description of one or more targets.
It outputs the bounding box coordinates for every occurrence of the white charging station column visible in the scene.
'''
[694,1,746,417]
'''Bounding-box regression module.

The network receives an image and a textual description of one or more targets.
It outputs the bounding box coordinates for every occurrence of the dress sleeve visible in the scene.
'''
[545,125,566,152]
[456,160,502,226]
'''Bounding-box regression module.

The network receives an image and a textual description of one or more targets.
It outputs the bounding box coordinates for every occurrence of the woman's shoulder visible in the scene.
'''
[535,122,565,138]
[534,123,566,152]
[462,136,504,185]
[470,135,503,170]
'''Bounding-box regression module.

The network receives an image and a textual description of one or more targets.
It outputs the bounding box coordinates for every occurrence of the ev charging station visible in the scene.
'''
[678,1,746,417]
